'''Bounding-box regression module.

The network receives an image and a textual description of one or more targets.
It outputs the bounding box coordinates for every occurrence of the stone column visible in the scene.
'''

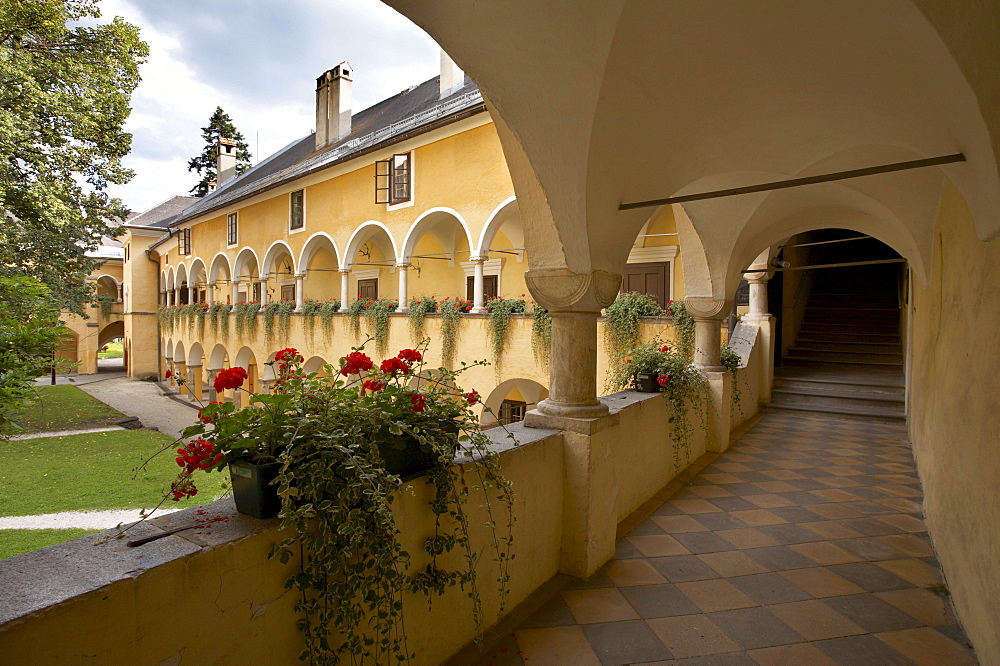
[174,362,186,393]
[257,378,273,395]
[187,364,203,401]
[339,269,351,312]
[470,257,486,313]
[206,282,215,305]
[206,369,219,402]
[686,297,733,452]
[742,273,776,403]
[162,291,169,307]
[295,275,305,311]
[174,287,182,305]
[396,263,410,313]
[231,280,240,305]
[258,279,268,306]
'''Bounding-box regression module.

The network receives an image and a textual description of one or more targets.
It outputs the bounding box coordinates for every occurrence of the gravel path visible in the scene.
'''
[10,426,123,441]
[0,508,179,530]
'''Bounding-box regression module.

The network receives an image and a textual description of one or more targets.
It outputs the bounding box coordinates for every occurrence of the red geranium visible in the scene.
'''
[659,345,671,353]
[275,347,300,366]
[657,374,671,386]
[363,379,385,392]
[408,393,427,412]
[197,401,225,424]
[463,390,479,405]
[174,438,223,475]
[164,369,172,379]
[380,357,409,375]
[340,351,374,376]
[213,366,248,393]
[397,348,422,364]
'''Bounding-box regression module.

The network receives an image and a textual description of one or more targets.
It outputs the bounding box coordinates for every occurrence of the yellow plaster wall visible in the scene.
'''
[908,180,1000,661]
[123,233,163,378]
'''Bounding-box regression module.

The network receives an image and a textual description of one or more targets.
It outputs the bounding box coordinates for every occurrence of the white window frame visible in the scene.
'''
[227,212,238,248]
[289,189,306,234]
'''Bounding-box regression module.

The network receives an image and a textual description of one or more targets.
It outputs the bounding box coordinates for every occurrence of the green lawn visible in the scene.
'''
[98,340,123,358]
[0,529,97,560]
[0,429,230,517]
[19,385,126,433]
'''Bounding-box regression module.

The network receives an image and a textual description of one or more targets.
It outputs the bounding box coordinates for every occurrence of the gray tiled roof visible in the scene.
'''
[126,196,200,230]
[171,75,484,225]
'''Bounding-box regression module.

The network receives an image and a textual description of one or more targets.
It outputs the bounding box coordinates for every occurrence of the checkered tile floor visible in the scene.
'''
[473,411,977,665]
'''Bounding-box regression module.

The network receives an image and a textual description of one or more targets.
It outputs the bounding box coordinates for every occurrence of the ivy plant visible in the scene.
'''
[438,298,470,368]
[234,301,260,339]
[407,296,438,343]
[530,302,551,366]
[485,297,526,371]
[262,301,296,343]
[218,303,232,340]
[603,292,664,392]
[666,299,695,360]
[363,298,398,357]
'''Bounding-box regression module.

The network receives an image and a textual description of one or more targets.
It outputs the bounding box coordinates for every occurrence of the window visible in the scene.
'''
[375,153,411,205]
[179,228,191,256]
[280,284,296,302]
[499,399,527,425]
[227,213,238,246]
[290,190,304,230]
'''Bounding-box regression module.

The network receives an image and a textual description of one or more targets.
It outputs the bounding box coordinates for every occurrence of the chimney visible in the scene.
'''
[439,49,465,98]
[315,62,352,150]
[216,137,238,184]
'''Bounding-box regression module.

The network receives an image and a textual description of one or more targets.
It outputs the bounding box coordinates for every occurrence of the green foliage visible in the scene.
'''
[318,300,341,339]
[194,303,208,338]
[217,303,232,340]
[234,301,260,339]
[720,343,742,407]
[438,299,468,368]
[346,298,366,338]
[0,276,71,437]
[262,301,295,343]
[603,292,664,391]
[186,106,252,197]
[531,303,551,366]
[666,299,695,360]
[363,299,398,357]
[407,296,438,343]
[0,0,148,312]
[208,303,222,335]
[95,294,114,320]
[485,297,526,371]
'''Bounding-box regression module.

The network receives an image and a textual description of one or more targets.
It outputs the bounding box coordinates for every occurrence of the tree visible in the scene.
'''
[0,0,148,313]
[187,107,252,197]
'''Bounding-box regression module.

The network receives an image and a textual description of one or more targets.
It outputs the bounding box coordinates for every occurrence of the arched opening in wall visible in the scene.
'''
[188,259,207,304]
[481,378,548,428]
[97,321,125,371]
[302,355,331,377]
[209,254,233,304]
[175,264,190,305]
[622,207,682,308]
[233,249,261,303]
[402,209,474,301]
[95,275,120,302]
[299,234,341,304]
[345,223,398,303]
[262,241,297,304]
[476,198,526,302]
[233,346,259,400]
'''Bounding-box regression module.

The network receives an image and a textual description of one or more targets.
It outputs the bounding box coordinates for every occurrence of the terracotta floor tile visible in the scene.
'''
[580,619,674,664]
[876,559,944,588]
[824,457,864,467]
[715,528,781,549]
[715,462,754,473]
[676,579,758,613]
[810,488,860,503]
[779,568,865,598]
[877,627,977,665]
[814,634,914,665]
[771,460,811,470]
[876,534,934,558]
[731,509,787,526]
[648,555,723,583]
[805,502,866,520]
[877,513,928,533]
[752,481,801,494]
[672,531,738,554]
[789,541,863,566]
[628,534,692,558]
[799,520,865,540]
[650,514,710,533]
[875,588,952,626]
[515,626,602,665]
[646,614,741,658]
[749,642,838,665]
[520,595,578,629]
[826,562,916,594]
[825,466,865,477]
[881,484,923,498]
[673,498,724,514]
[746,492,797,509]
[619,583,702,619]
[761,469,807,481]
[697,551,770,577]
[877,497,924,513]
[822,594,923,632]
[707,607,803,649]
[768,600,866,640]
[702,473,742,484]
[729,573,812,605]
[688,485,735,499]
[815,476,864,488]
[603,558,670,586]
[562,587,640,624]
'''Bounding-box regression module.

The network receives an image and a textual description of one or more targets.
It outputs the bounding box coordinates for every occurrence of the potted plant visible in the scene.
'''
[145,342,515,663]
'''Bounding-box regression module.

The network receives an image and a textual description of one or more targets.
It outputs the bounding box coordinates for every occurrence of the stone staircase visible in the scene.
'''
[768,265,906,424]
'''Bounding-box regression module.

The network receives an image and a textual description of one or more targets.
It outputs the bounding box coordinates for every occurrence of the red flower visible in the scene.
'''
[657,374,671,386]
[213,367,248,393]
[408,393,427,412]
[463,390,480,405]
[275,347,300,364]
[174,438,223,474]
[659,345,671,353]
[396,348,422,364]
[363,379,385,392]
[164,370,172,379]
[380,357,409,375]
[340,351,374,376]
[197,401,225,424]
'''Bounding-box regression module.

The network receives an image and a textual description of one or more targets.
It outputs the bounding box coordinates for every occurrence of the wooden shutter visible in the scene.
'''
[390,154,410,203]
[375,159,390,204]
[466,275,499,303]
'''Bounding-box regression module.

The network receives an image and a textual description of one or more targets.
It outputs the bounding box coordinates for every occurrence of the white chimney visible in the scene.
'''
[315,62,353,150]
[440,50,465,98]
[217,137,237,184]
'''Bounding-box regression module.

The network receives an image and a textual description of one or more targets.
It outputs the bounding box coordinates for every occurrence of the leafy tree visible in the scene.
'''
[0,0,148,313]
[0,276,71,437]
[187,106,252,197]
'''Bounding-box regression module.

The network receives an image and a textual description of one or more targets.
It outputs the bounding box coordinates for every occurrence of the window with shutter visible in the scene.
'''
[374,153,411,205]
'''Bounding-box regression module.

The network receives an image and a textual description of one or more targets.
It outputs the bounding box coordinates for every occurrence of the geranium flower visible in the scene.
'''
[463,390,480,405]
[213,367,248,393]
[659,345,671,353]
[340,351,374,376]
[397,348,422,363]
[363,379,385,392]
[408,393,427,412]
[164,370,172,379]
[657,374,671,386]
[380,357,409,375]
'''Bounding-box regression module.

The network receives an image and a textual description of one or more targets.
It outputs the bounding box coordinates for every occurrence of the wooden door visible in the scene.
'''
[280,284,296,303]
[358,279,378,300]
[622,262,669,308]
[467,275,499,303]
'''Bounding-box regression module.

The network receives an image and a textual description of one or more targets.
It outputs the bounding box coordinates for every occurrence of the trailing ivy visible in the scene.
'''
[346,298,366,339]
[301,299,319,339]
[208,303,222,335]
[234,301,260,339]
[95,294,114,320]
[262,301,296,343]
[603,292,664,392]
[438,299,468,368]
[531,302,551,366]
[720,343,742,408]
[407,296,438,343]
[319,300,340,339]
[485,297,526,372]
[363,298,398,357]
[218,303,232,340]
[666,299,696,360]
[195,303,207,338]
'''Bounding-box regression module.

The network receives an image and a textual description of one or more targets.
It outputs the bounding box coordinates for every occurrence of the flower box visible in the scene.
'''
[229,459,281,519]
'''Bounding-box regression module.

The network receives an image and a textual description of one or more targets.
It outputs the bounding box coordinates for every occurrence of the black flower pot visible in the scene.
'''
[377,436,438,478]
[634,372,662,393]
[229,459,282,519]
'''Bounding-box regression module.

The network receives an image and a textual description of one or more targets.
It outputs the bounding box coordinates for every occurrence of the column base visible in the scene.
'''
[469,306,486,314]
[695,364,727,373]
[533,398,610,420]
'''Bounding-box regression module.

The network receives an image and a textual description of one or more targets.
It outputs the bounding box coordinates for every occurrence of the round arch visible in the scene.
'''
[476,196,522,259]
[401,207,474,262]
[187,341,205,367]
[97,321,124,349]
[233,247,261,282]
[209,252,233,285]
[208,343,229,370]
[173,340,186,364]
[297,232,341,276]
[481,378,549,426]
[343,221,400,270]
[261,240,297,278]
[165,267,175,291]
[302,355,331,376]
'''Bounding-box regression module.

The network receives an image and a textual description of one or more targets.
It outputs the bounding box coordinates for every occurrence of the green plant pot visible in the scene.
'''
[634,372,663,393]
[229,459,281,519]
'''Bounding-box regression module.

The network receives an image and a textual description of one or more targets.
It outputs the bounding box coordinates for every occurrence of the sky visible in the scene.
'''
[100,0,442,213]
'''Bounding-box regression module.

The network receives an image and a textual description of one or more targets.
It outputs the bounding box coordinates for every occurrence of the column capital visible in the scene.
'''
[684,297,732,320]
[525,268,621,313]
[396,262,411,269]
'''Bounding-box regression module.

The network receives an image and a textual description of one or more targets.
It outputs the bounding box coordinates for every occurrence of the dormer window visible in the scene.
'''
[375,153,411,205]
[290,190,305,230]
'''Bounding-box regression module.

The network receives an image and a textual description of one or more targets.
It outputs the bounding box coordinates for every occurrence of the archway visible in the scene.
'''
[298,233,341,304]
[261,240,297,304]
[343,222,399,303]
[481,378,548,428]
[233,248,261,303]
[401,208,474,302]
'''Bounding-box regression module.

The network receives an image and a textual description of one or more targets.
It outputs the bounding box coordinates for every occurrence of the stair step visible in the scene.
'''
[772,388,904,411]
[799,324,899,335]
[773,378,905,397]
[784,358,904,371]
[786,349,904,364]
[798,334,901,344]
[774,367,905,387]
[795,341,901,354]
[763,402,906,425]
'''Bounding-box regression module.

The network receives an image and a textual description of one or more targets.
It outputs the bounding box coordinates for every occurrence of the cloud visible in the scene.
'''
[102,0,441,212]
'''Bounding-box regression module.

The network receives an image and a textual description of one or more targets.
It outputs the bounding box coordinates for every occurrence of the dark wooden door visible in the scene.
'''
[622,262,669,308]
[358,279,378,300]
[467,275,498,303]
[280,284,296,303]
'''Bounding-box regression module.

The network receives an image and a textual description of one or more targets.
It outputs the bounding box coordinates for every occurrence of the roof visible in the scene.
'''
[171,74,485,225]
[126,196,200,230]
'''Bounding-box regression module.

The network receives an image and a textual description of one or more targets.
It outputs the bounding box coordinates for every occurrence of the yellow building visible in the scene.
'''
[123,55,687,423]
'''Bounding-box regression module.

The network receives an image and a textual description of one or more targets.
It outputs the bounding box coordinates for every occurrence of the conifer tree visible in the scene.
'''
[187,107,252,196]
